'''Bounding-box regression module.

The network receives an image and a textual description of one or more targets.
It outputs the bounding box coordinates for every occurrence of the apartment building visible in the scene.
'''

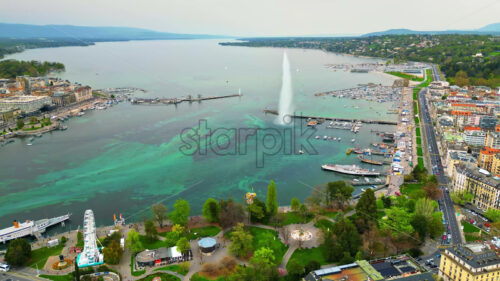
[439,244,500,281]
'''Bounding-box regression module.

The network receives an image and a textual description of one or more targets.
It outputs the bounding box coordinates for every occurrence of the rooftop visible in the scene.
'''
[447,244,500,269]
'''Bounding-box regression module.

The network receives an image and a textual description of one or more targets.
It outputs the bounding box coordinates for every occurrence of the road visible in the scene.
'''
[0,272,45,281]
[418,67,462,245]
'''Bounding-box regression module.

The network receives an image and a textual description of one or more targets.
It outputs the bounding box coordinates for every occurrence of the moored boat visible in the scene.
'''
[358,155,383,165]
[321,164,381,176]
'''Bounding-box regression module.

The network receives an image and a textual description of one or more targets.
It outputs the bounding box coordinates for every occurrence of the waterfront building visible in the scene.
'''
[439,244,500,281]
[0,95,52,114]
[51,92,76,107]
[453,165,500,211]
[463,128,486,146]
[0,108,22,122]
[478,147,500,173]
[74,86,92,102]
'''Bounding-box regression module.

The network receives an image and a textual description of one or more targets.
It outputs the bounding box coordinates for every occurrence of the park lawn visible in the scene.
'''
[323,211,338,219]
[249,227,288,264]
[462,221,480,233]
[415,127,420,137]
[417,157,425,170]
[189,226,221,240]
[387,71,424,82]
[314,219,335,232]
[413,101,419,115]
[286,246,328,270]
[154,264,188,275]
[465,234,482,242]
[282,212,312,225]
[40,274,73,281]
[191,273,228,281]
[414,117,420,124]
[28,244,64,269]
[131,255,147,276]
[417,147,423,157]
[139,235,165,250]
[136,272,180,281]
[416,137,421,145]
[400,183,425,199]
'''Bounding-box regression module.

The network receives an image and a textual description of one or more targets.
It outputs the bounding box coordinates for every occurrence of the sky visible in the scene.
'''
[1,0,499,36]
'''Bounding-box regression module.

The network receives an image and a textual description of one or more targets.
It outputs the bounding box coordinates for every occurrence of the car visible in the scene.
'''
[442,235,447,240]
[0,263,10,272]
[436,254,441,258]
[436,172,440,175]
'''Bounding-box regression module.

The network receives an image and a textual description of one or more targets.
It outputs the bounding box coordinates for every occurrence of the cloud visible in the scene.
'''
[0,0,499,36]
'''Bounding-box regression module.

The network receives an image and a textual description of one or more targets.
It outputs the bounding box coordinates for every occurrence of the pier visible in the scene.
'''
[263,110,397,125]
[131,93,242,105]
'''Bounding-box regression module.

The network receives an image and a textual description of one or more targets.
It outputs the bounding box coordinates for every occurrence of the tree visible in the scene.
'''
[102,240,123,265]
[305,260,321,273]
[176,237,190,254]
[60,236,67,245]
[381,207,414,236]
[356,188,377,226]
[454,70,470,87]
[144,219,158,242]
[29,116,37,124]
[250,247,279,280]
[16,119,24,129]
[291,197,300,212]
[248,198,268,223]
[125,229,143,254]
[428,212,444,238]
[333,218,362,257]
[267,180,278,217]
[219,198,246,228]
[339,251,354,265]
[450,191,474,205]
[287,259,305,280]
[169,199,190,226]
[326,181,354,209]
[423,182,442,200]
[5,238,31,266]
[152,204,168,228]
[229,223,253,258]
[485,208,500,222]
[202,198,220,223]
[411,214,428,241]
[415,198,436,220]
[381,195,392,208]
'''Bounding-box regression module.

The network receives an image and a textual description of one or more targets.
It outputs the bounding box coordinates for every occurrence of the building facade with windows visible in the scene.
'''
[439,244,500,281]
[0,95,52,114]
[453,165,500,211]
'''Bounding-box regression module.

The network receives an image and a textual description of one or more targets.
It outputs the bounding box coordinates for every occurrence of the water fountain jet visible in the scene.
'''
[276,52,294,125]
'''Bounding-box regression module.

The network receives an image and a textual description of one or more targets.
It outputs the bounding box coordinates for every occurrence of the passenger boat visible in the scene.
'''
[358,155,382,165]
[321,164,381,176]
[346,148,353,155]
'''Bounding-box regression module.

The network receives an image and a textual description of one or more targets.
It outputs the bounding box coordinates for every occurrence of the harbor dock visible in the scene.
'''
[131,93,242,105]
[263,110,397,125]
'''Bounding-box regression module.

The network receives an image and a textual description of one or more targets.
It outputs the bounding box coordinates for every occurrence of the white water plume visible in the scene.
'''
[276,52,294,125]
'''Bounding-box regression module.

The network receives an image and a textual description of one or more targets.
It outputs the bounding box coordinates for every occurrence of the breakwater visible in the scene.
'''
[130,93,242,105]
[263,110,398,125]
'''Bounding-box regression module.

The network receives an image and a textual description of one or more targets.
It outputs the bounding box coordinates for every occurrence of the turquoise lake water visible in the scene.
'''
[0,39,396,228]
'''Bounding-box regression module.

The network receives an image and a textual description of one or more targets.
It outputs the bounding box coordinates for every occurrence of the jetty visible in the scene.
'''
[131,93,242,105]
[263,110,397,125]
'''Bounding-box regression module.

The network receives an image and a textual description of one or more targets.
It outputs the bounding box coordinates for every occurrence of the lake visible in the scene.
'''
[0,39,395,228]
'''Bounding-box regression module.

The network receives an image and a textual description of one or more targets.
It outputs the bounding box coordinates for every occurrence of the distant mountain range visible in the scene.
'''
[362,22,500,37]
[0,23,230,41]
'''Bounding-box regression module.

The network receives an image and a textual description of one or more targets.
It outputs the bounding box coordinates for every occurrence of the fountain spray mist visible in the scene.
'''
[276,52,294,125]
